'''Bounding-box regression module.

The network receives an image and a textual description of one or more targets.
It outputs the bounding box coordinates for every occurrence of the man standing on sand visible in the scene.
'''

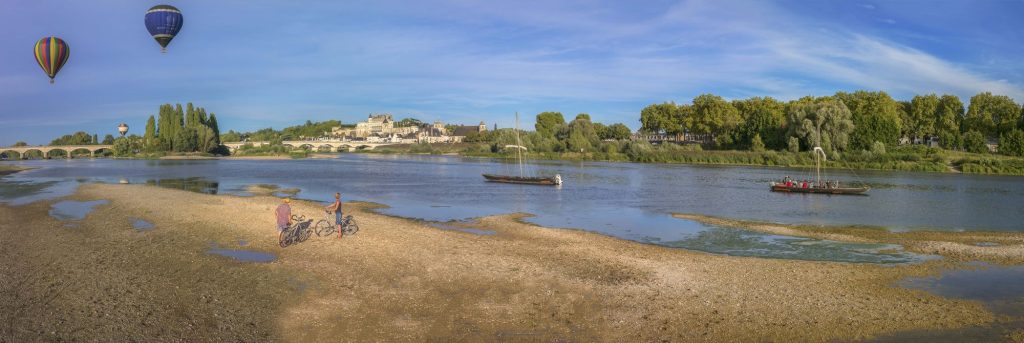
[276,198,292,234]
[325,192,343,239]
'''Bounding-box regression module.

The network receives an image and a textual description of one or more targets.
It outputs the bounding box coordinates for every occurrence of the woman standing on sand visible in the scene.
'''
[325,193,343,239]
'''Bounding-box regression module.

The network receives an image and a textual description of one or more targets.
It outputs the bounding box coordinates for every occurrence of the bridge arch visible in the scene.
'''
[69,147,94,157]
[0,149,21,160]
[93,147,113,156]
[45,148,69,159]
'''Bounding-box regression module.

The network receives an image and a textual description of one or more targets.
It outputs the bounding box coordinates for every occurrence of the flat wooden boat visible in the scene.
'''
[769,182,869,195]
[770,146,869,196]
[483,173,561,186]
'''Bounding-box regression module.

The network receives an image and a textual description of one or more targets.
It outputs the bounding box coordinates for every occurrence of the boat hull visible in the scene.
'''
[770,183,869,195]
[483,174,560,186]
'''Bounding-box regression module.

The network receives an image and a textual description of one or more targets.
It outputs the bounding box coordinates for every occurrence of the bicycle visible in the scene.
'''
[315,211,359,237]
[279,214,313,247]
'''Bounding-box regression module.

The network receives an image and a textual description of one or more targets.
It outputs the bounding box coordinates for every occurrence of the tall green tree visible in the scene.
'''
[999,129,1024,157]
[101,134,115,145]
[907,95,939,142]
[733,96,785,150]
[50,131,94,146]
[144,115,157,151]
[208,113,221,144]
[535,112,566,137]
[639,103,682,135]
[565,115,600,152]
[835,91,902,150]
[786,97,854,153]
[691,94,742,146]
[601,123,632,140]
[936,95,964,148]
[965,92,1020,138]
[185,103,196,128]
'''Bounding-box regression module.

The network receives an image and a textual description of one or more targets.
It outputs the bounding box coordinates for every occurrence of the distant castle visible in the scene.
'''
[329,114,486,143]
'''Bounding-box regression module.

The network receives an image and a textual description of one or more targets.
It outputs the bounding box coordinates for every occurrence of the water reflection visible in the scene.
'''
[3,156,1023,263]
[131,217,154,231]
[901,263,1024,317]
[146,177,220,195]
[49,200,109,221]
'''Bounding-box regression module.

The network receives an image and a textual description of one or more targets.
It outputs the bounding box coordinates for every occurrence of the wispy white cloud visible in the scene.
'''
[2,0,1023,145]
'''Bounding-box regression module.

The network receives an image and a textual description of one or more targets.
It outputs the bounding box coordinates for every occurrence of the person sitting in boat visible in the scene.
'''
[782,176,792,187]
[801,180,809,188]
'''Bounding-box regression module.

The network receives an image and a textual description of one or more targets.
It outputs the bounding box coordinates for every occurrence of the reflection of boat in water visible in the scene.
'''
[770,147,869,196]
[482,113,563,186]
[483,173,561,186]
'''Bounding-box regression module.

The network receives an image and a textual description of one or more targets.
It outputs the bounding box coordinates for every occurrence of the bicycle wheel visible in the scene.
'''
[344,217,359,235]
[299,223,312,242]
[278,228,291,248]
[315,220,335,237]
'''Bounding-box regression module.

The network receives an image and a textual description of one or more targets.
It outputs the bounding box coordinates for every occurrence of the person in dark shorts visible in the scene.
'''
[325,192,343,239]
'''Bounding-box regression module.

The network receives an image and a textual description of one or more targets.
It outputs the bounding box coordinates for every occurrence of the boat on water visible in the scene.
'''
[770,147,869,195]
[482,113,563,186]
[483,173,562,185]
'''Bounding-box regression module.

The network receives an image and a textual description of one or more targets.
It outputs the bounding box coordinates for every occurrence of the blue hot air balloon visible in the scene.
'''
[145,4,183,53]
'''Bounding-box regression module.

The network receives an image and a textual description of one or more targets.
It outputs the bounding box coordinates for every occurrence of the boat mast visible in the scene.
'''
[515,112,524,178]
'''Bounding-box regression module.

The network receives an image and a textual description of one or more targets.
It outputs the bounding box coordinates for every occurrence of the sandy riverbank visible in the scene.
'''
[0,164,30,176]
[0,183,1010,342]
[673,213,1024,264]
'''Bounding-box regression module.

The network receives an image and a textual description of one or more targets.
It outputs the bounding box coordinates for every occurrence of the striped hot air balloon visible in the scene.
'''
[33,37,70,84]
[145,4,183,53]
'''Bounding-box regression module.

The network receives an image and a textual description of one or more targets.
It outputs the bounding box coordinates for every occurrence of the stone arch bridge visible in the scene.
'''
[222,141,398,153]
[1,145,113,159]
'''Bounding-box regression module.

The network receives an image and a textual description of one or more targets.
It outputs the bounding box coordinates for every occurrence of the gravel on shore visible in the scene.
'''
[0,184,997,342]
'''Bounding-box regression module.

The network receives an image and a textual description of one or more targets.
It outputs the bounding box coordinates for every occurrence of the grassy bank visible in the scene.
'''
[357,142,1024,175]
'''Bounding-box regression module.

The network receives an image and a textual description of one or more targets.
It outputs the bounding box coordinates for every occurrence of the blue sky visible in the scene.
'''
[1,0,1023,145]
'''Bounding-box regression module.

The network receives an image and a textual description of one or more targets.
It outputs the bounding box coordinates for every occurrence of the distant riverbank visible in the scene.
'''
[358,142,1024,176]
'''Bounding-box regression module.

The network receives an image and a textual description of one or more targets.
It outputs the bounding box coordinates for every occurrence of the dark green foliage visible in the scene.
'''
[734,97,785,149]
[13,141,27,147]
[963,130,987,154]
[397,118,422,127]
[751,134,765,152]
[965,92,1020,138]
[999,129,1024,157]
[691,94,742,146]
[785,97,854,153]
[787,137,800,153]
[601,123,632,140]
[50,131,94,146]
[535,112,566,137]
[640,103,682,135]
[102,135,115,145]
[936,95,964,147]
[835,91,902,150]
[172,127,199,153]
[144,115,157,151]
[907,94,939,141]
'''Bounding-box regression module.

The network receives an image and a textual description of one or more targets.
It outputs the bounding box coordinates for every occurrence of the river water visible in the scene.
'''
[2,154,1023,263]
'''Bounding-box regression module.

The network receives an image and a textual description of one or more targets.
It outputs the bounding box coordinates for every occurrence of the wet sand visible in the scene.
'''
[674,213,1024,264]
[0,184,1000,342]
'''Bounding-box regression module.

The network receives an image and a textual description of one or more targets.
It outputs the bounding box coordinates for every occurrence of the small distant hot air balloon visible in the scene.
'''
[33,37,70,84]
[145,5,183,53]
[118,123,129,137]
